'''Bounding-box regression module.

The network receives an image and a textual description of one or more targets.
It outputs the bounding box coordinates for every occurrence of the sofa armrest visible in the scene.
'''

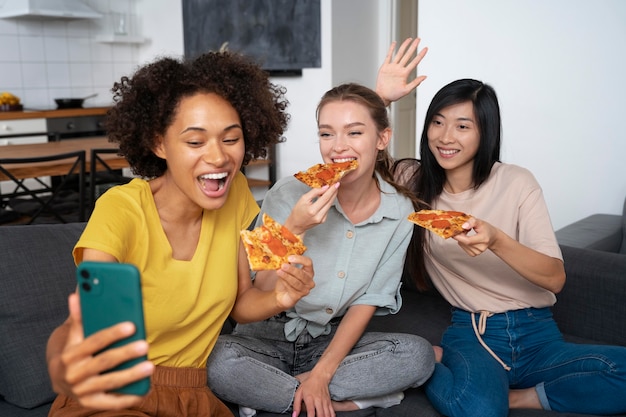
[555,214,622,252]
[552,245,626,346]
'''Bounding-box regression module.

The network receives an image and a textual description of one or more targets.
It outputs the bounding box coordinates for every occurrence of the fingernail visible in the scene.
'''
[120,322,135,333]
[334,182,340,188]
[139,361,154,374]
[135,340,149,352]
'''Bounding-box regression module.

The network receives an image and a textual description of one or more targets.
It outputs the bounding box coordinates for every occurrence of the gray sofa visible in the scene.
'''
[0,201,625,416]
[554,198,625,254]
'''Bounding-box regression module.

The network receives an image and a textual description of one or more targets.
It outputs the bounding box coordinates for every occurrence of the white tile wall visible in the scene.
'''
[0,0,141,110]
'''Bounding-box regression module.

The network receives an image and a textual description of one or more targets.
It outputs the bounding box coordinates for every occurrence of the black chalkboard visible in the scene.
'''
[182,0,321,75]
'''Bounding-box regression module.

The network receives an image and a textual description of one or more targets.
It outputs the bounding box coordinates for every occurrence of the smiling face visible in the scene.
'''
[427,100,480,179]
[316,100,390,185]
[153,92,245,211]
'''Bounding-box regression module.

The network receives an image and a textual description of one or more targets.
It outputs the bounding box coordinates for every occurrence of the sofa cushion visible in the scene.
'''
[0,400,51,417]
[553,245,626,346]
[0,223,84,409]
[555,213,622,252]
[368,287,450,346]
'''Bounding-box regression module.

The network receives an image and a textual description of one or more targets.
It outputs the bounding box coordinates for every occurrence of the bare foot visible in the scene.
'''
[433,345,443,362]
[509,387,541,409]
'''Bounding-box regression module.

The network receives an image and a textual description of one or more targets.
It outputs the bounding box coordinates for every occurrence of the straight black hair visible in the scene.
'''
[399,79,502,289]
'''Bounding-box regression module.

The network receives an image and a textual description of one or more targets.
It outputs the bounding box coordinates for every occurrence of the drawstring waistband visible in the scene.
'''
[471,311,511,371]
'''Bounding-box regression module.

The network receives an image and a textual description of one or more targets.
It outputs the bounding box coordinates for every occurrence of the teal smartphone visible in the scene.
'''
[76,261,150,396]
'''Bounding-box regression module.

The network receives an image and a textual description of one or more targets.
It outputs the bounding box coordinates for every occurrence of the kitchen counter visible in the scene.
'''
[0,107,111,121]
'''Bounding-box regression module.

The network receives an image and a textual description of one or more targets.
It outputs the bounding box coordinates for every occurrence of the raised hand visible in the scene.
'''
[376,37,428,106]
[47,293,154,410]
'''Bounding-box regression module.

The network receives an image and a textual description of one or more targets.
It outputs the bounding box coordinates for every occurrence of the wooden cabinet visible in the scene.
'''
[0,117,50,199]
[0,118,47,144]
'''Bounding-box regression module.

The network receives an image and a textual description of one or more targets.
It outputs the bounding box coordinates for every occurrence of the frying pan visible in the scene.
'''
[54,93,98,109]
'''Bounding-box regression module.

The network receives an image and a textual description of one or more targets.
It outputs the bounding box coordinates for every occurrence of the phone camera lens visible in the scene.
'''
[80,269,90,279]
[81,282,91,292]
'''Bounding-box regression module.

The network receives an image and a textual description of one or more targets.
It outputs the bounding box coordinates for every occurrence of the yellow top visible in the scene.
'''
[74,173,258,367]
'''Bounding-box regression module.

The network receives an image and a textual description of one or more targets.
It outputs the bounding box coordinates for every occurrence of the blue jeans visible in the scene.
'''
[425,307,626,417]
[207,315,435,413]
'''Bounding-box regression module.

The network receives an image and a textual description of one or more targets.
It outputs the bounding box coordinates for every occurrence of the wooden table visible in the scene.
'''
[0,137,128,223]
[0,136,127,181]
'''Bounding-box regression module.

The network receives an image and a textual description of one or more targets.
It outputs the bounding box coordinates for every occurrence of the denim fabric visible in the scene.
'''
[207,315,435,413]
[425,307,626,417]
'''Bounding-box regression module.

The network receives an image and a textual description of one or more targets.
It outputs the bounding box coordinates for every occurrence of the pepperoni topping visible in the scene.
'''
[417,213,438,220]
[315,168,336,181]
[280,226,300,243]
[333,161,353,169]
[431,220,452,229]
[266,237,288,256]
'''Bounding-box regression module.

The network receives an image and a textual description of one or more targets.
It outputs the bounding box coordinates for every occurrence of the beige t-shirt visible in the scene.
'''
[426,162,562,313]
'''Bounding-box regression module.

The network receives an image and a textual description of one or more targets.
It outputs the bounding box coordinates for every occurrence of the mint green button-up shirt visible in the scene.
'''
[256,174,414,341]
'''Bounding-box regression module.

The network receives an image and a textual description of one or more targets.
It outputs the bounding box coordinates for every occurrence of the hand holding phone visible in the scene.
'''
[77,261,151,395]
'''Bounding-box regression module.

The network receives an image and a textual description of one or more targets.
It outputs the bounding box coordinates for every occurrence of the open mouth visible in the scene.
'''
[198,172,228,192]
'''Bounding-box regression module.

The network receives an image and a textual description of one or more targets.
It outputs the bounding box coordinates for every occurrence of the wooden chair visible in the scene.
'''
[0,150,86,224]
[89,148,132,209]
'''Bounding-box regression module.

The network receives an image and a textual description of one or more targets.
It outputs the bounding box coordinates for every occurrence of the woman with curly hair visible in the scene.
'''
[45,51,315,417]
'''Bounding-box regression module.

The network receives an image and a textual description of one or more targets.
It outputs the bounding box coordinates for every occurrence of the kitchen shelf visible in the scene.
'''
[241,145,276,191]
[246,178,272,188]
[95,35,146,44]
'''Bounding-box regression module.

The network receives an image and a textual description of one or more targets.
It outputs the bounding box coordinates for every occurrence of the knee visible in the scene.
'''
[401,335,436,386]
[424,361,509,417]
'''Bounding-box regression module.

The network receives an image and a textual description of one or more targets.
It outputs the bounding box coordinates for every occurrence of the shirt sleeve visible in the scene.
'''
[515,169,563,260]
[73,186,141,264]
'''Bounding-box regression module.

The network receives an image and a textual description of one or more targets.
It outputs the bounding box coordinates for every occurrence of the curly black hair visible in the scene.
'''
[105,51,289,178]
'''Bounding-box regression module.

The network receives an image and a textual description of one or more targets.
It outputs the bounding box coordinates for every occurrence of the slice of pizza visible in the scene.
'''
[294,160,358,188]
[407,209,471,239]
[240,213,307,271]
